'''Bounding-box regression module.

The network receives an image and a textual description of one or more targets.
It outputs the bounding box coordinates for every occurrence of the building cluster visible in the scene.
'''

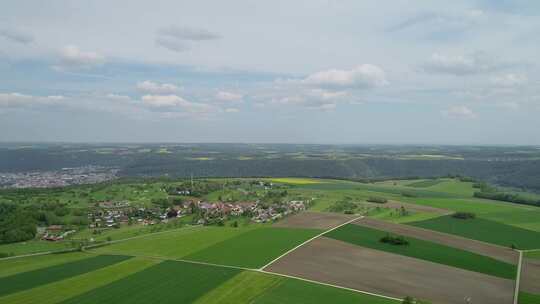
[188,199,308,224]
[0,166,118,189]
[41,225,76,241]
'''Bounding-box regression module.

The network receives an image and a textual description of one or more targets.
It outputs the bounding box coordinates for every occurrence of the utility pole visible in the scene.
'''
[190,173,194,189]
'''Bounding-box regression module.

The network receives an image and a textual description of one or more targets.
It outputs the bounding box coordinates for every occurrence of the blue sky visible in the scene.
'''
[1,0,539,144]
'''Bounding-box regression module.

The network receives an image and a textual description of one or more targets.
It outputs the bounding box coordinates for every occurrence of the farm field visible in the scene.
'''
[185,227,321,268]
[0,254,130,296]
[325,223,516,279]
[0,257,158,304]
[0,252,91,278]
[91,225,321,269]
[0,252,399,304]
[272,211,356,229]
[91,226,249,258]
[519,292,540,304]
[60,260,240,304]
[265,236,514,304]
[0,241,73,257]
[352,217,518,264]
[409,215,540,249]
[521,258,540,295]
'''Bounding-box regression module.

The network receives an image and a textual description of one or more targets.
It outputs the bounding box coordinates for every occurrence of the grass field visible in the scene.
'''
[0,252,90,279]
[409,215,540,250]
[185,227,321,268]
[192,271,283,304]
[269,178,324,185]
[0,254,131,296]
[525,250,540,260]
[325,224,517,279]
[0,257,158,304]
[60,260,240,304]
[406,179,444,188]
[519,292,540,304]
[0,241,73,257]
[91,226,248,258]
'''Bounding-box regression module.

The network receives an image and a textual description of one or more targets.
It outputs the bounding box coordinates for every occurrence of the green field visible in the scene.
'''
[0,253,398,304]
[0,241,74,257]
[91,226,248,258]
[91,226,320,269]
[185,227,321,268]
[409,215,540,250]
[0,254,131,296]
[525,250,540,260]
[519,292,540,304]
[0,252,90,279]
[406,179,444,188]
[60,260,240,304]
[325,224,517,279]
[0,257,158,304]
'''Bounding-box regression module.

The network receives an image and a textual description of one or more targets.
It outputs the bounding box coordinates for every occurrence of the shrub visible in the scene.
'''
[452,212,476,220]
[367,197,388,204]
[380,234,409,246]
[401,191,417,198]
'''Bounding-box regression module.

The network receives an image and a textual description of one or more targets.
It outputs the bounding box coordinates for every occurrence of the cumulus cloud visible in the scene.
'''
[215,91,243,102]
[443,105,476,119]
[141,94,214,114]
[136,81,181,94]
[490,73,528,86]
[301,64,388,89]
[0,28,34,44]
[423,52,503,75]
[0,93,65,108]
[54,45,105,70]
[155,25,220,52]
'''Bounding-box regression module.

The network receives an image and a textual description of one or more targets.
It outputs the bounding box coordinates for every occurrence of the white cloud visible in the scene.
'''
[54,45,105,70]
[491,73,528,87]
[215,91,243,102]
[0,28,33,44]
[141,94,214,114]
[301,64,388,88]
[443,105,476,119]
[155,25,220,52]
[423,52,502,76]
[106,94,132,102]
[0,93,65,108]
[224,107,239,113]
[137,81,181,94]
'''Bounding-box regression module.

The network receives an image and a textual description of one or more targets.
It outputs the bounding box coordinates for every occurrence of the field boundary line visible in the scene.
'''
[258,269,402,302]
[513,250,523,304]
[0,251,58,261]
[259,215,363,270]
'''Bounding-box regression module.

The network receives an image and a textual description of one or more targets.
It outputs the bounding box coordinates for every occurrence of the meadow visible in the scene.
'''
[325,224,517,279]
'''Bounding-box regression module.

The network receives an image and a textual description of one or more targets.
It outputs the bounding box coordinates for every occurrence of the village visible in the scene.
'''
[40,195,310,242]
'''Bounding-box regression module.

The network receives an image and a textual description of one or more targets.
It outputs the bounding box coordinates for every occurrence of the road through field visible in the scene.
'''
[265,237,515,304]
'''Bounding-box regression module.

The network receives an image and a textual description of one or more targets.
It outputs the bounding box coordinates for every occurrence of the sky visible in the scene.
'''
[1,0,540,144]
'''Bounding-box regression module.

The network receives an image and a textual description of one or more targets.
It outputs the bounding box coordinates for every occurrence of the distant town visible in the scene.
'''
[0,166,118,189]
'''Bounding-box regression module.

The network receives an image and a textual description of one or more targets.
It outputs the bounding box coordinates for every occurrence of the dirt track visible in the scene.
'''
[265,237,514,304]
[274,211,356,230]
[353,217,519,265]
[521,258,540,294]
[360,200,451,214]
